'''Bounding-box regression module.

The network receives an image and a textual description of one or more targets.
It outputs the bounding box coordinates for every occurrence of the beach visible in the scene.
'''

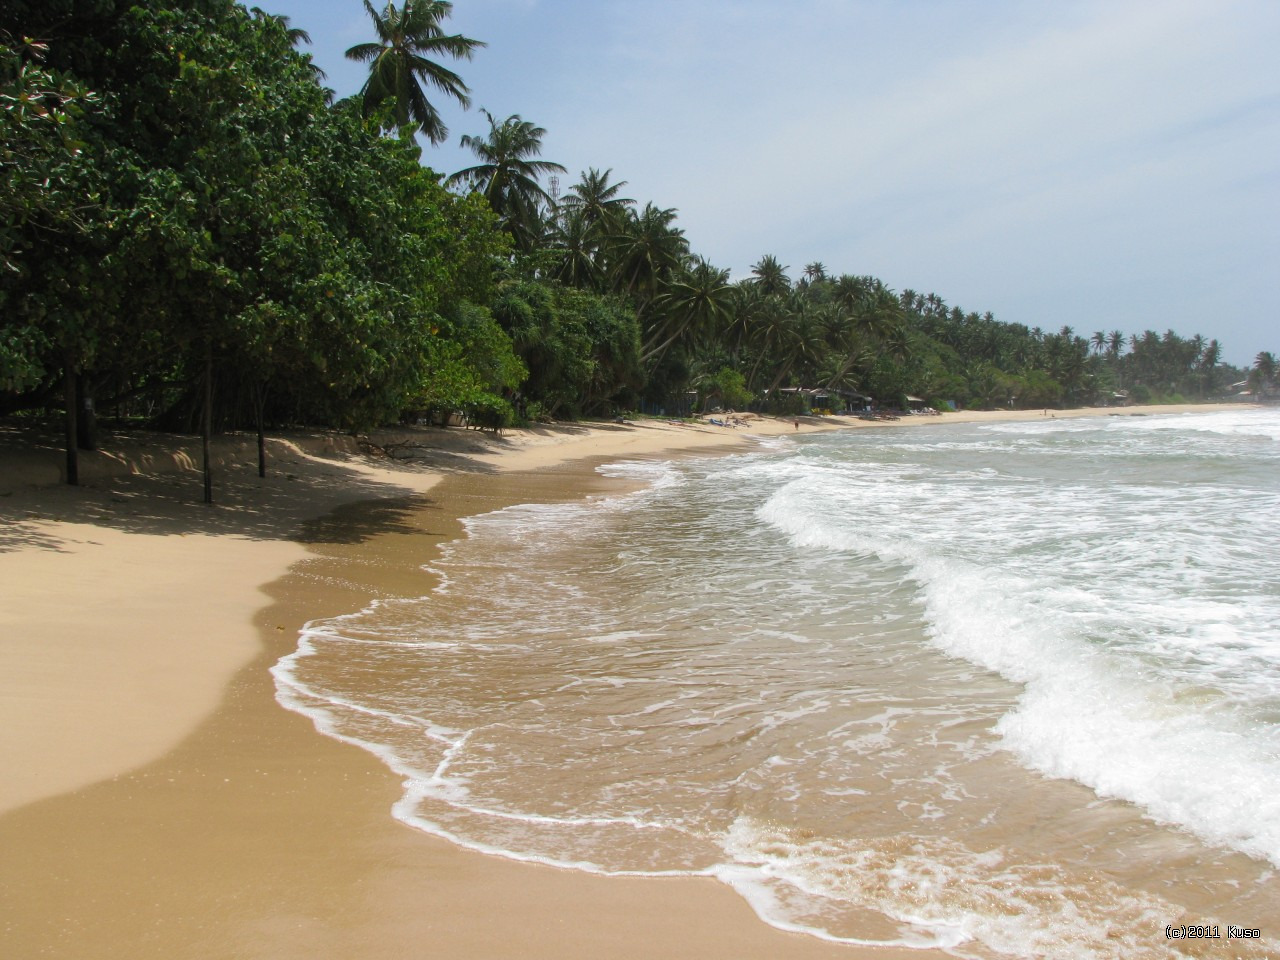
[0,404,1258,958]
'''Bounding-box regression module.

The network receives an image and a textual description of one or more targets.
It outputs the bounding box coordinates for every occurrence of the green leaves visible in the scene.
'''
[346,0,485,144]
[1,0,512,431]
[446,109,565,252]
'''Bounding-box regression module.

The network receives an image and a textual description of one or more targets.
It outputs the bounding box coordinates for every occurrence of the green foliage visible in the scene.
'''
[4,0,1267,442]
[702,367,752,411]
[1,0,511,435]
[465,393,513,431]
[763,392,805,416]
[491,276,641,418]
[345,0,484,144]
[0,36,103,391]
[446,109,565,252]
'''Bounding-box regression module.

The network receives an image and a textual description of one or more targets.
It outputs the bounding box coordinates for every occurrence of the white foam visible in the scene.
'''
[721,818,1177,959]
[273,410,1280,956]
[756,410,1280,868]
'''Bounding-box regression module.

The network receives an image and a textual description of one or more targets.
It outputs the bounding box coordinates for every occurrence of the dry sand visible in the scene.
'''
[0,404,1248,958]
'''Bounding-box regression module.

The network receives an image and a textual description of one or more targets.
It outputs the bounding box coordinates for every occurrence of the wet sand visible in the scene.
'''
[0,405,1250,958]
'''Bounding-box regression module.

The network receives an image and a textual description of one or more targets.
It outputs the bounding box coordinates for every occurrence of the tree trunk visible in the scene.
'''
[639,321,689,367]
[254,380,267,478]
[75,372,98,451]
[765,359,796,399]
[202,342,213,504]
[63,357,78,486]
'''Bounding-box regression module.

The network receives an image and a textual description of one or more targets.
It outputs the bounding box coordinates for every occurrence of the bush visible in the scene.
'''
[763,393,805,416]
[466,394,514,432]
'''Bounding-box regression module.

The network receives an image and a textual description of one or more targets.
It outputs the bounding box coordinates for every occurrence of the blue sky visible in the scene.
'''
[263,0,1278,368]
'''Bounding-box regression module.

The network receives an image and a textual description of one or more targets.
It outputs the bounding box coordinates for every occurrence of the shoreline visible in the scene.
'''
[0,403,1253,957]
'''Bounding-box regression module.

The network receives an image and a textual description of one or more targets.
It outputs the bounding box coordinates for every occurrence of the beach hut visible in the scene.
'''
[838,390,873,413]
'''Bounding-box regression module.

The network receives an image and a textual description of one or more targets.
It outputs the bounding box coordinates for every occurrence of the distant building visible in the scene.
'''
[769,387,873,414]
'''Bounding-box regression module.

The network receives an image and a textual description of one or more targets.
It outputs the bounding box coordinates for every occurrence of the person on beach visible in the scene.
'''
[793,420,799,430]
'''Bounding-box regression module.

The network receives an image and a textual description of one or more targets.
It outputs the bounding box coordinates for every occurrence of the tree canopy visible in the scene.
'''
[1,0,1271,498]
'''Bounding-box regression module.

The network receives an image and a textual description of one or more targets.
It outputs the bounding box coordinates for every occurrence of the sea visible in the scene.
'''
[274,408,1280,959]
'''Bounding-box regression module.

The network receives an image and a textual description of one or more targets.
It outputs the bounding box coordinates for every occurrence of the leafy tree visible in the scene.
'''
[2,0,510,494]
[0,34,105,480]
[700,367,752,411]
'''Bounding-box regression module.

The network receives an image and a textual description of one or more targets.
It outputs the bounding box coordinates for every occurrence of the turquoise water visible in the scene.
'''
[276,408,1280,958]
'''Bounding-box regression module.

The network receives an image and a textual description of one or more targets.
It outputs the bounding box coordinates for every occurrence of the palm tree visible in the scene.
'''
[560,168,634,231]
[763,292,824,397]
[446,110,566,251]
[831,274,872,315]
[1198,338,1221,398]
[548,210,604,290]
[1107,330,1125,358]
[345,0,485,144]
[644,258,735,364]
[608,203,688,310]
[802,262,827,284]
[750,255,791,296]
[250,8,314,45]
[1252,351,1277,397]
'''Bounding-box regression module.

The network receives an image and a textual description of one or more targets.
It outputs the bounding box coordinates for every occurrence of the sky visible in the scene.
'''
[262,0,1279,368]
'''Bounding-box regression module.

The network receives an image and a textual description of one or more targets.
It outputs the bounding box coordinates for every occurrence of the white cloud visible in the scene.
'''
[265,0,1280,363]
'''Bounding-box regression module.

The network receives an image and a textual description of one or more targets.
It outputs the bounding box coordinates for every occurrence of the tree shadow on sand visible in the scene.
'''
[0,444,438,553]
[0,418,643,554]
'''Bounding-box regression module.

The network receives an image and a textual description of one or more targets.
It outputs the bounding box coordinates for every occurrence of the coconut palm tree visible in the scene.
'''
[1107,330,1125,358]
[763,292,824,397]
[345,0,484,144]
[831,274,872,315]
[547,209,604,290]
[608,203,687,310]
[644,258,735,364]
[1252,351,1277,397]
[560,168,634,231]
[446,110,565,251]
[1198,338,1221,398]
[750,255,791,296]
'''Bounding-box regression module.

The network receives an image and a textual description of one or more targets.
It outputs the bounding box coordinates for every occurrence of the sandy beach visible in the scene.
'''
[0,404,1249,958]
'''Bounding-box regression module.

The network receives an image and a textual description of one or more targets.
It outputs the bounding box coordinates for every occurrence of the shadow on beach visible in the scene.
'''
[0,423,445,552]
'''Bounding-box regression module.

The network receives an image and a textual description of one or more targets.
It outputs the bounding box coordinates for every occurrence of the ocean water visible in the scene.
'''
[274,409,1280,959]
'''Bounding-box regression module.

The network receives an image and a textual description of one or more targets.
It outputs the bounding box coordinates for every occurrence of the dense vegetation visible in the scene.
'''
[3,0,1275,495]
